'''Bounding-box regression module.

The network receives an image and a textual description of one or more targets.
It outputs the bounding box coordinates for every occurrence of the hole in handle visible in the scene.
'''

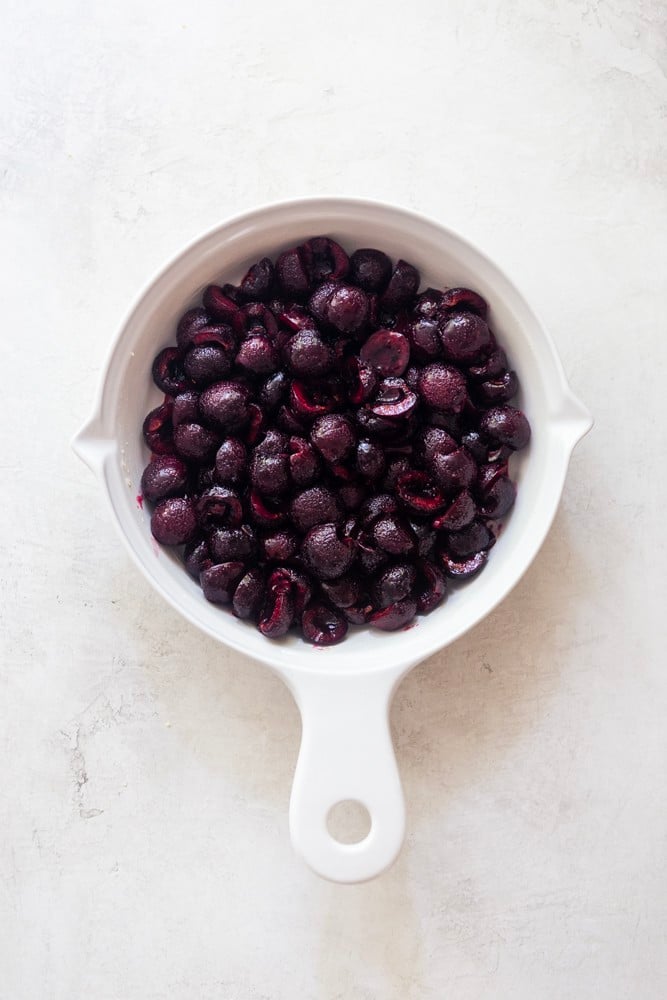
[326,800,372,845]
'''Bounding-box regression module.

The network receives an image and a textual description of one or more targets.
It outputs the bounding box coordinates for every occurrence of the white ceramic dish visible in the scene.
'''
[73,197,592,883]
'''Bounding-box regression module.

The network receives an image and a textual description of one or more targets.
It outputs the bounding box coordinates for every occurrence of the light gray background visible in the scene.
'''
[2,1,666,997]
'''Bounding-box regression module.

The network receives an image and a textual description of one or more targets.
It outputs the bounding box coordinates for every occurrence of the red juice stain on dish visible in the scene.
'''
[138,237,531,646]
[136,494,144,510]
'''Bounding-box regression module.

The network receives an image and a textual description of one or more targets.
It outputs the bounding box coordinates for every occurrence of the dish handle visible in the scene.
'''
[284,663,412,883]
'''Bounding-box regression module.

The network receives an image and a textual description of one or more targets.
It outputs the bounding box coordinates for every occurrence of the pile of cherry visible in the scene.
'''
[140,237,530,645]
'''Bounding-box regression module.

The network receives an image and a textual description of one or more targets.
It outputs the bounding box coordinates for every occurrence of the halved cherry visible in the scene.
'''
[203,285,242,323]
[268,567,313,616]
[152,348,188,395]
[289,380,339,420]
[142,398,174,455]
[369,378,417,419]
[345,356,378,405]
[414,559,447,614]
[240,256,274,301]
[302,236,349,283]
[177,307,211,349]
[258,575,294,638]
[360,329,410,376]
[369,597,417,631]
[196,486,243,530]
[248,489,288,527]
[439,287,488,319]
[301,602,349,645]
[396,471,446,515]
[439,550,488,579]
[432,490,476,531]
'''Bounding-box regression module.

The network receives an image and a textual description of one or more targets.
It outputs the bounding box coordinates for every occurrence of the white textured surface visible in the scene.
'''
[2,1,666,997]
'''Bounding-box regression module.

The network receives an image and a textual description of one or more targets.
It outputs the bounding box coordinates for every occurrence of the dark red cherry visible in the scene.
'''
[276,246,310,298]
[177,307,210,349]
[430,447,477,493]
[356,439,386,480]
[151,498,197,545]
[259,371,289,411]
[371,515,415,555]
[241,303,278,341]
[468,345,507,381]
[277,304,314,333]
[396,471,446,515]
[349,248,392,292]
[196,486,243,530]
[372,563,416,608]
[478,475,516,519]
[141,455,189,503]
[152,348,188,395]
[172,391,200,427]
[283,330,333,377]
[183,344,232,384]
[290,486,340,532]
[440,550,488,579]
[432,490,477,531]
[235,334,279,375]
[209,525,256,563]
[301,602,349,645]
[415,426,457,466]
[260,528,299,563]
[173,423,219,462]
[258,574,295,638]
[184,536,213,579]
[199,381,250,430]
[249,490,288,527]
[142,400,174,455]
[407,317,441,361]
[289,380,339,420]
[439,287,488,319]
[303,236,349,283]
[202,286,242,324]
[439,312,492,364]
[268,566,313,616]
[313,283,370,335]
[360,330,410,376]
[345,357,378,405]
[413,288,444,319]
[240,257,274,301]
[359,493,398,525]
[321,574,363,609]
[310,414,356,463]
[200,562,245,604]
[414,560,447,614]
[232,568,265,620]
[289,436,320,487]
[474,371,519,405]
[214,438,247,485]
[380,260,420,311]
[301,523,356,580]
[369,378,417,419]
[369,597,417,631]
[480,406,531,450]
[446,520,494,558]
[417,364,467,412]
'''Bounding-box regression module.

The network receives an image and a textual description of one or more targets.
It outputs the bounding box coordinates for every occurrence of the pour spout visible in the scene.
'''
[71,416,113,474]
[559,391,593,447]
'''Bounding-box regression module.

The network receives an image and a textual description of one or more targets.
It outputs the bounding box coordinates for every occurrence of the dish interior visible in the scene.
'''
[98,200,571,674]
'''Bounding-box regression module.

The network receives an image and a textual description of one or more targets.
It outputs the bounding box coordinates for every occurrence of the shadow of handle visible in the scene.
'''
[285,665,411,883]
